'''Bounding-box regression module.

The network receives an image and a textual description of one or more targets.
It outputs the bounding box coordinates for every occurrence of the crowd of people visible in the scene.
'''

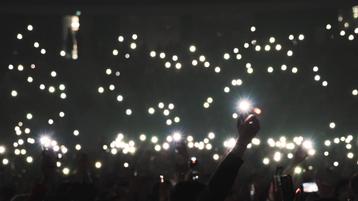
[0,114,357,201]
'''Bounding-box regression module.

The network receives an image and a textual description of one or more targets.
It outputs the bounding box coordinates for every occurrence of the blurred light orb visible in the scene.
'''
[324,140,331,146]
[313,66,319,72]
[148,107,155,114]
[281,64,287,71]
[352,89,358,96]
[264,45,271,51]
[263,158,270,165]
[174,116,180,123]
[105,68,112,75]
[294,166,302,174]
[329,122,336,129]
[326,24,332,30]
[175,63,182,69]
[273,151,282,162]
[166,119,172,125]
[123,162,129,168]
[130,42,137,49]
[95,161,102,168]
[250,26,256,32]
[34,42,39,48]
[40,49,46,54]
[340,30,346,36]
[17,64,24,71]
[109,84,115,91]
[59,84,66,91]
[62,167,70,175]
[98,87,104,94]
[11,90,18,97]
[237,99,252,113]
[347,152,354,159]
[244,43,249,48]
[27,24,33,31]
[287,153,294,159]
[192,59,198,66]
[112,49,118,56]
[291,67,298,73]
[73,130,79,136]
[48,119,54,125]
[269,37,276,43]
[17,33,23,40]
[59,111,65,117]
[125,109,132,115]
[275,44,282,51]
[255,45,261,51]
[116,95,123,102]
[163,109,170,116]
[150,51,156,57]
[199,55,206,62]
[247,68,254,74]
[203,102,210,108]
[60,50,66,56]
[139,134,146,141]
[0,146,5,154]
[75,144,81,150]
[223,53,230,60]
[267,66,274,73]
[204,61,210,68]
[8,64,14,70]
[298,34,305,40]
[173,132,182,141]
[48,86,55,93]
[288,35,294,40]
[287,50,293,56]
[213,154,220,161]
[154,145,161,151]
[132,34,138,40]
[26,156,33,163]
[151,136,158,144]
[60,93,67,99]
[26,113,33,120]
[125,53,130,59]
[117,35,124,42]
[159,52,166,59]
[165,62,171,68]
[224,87,230,93]
[314,75,321,81]
[232,113,238,119]
[39,84,46,90]
[51,71,57,77]
[188,45,197,53]
[2,158,9,165]
[333,161,339,167]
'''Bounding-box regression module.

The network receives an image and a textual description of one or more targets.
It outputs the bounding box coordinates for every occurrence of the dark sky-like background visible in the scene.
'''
[0,1,357,151]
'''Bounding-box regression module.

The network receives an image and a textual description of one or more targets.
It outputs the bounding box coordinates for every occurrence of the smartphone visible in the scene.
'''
[302,182,318,193]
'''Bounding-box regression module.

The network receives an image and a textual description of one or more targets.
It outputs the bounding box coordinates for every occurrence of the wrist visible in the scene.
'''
[232,141,248,158]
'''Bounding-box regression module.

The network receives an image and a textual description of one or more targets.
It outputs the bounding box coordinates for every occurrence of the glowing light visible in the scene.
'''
[281,64,287,71]
[348,35,354,41]
[123,162,129,168]
[0,146,5,154]
[2,158,9,165]
[40,49,46,54]
[130,42,137,49]
[34,42,40,48]
[192,59,198,66]
[263,158,270,165]
[11,90,18,97]
[189,45,196,52]
[255,45,261,51]
[204,61,210,68]
[347,152,354,159]
[132,34,138,40]
[251,138,261,145]
[324,140,331,146]
[224,138,236,149]
[291,67,298,74]
[333,161,339,167]
[112,49,118,56]
[267,66,274,73]
[223,53,230,60]
[324,151,329,156]
[162,142,170,150]
[75,144,81,150]
[150,51,156,57]
[151,136,158,144]
[26,156,33,163]
[250,26,256,32]
[287,50,293,56]
[237,99,252,113]
[203,102,210,108]
[273,151,282,162]
[269,37,276,43]
[165,62,171,68]
[62,167,70,175]
[247,68,254,74]
[275,44,282,51]
[159,52,166,59]
[314,75,321,81]
[213,154,220,161]
[139,134,146,141]
[17,33,23,40]
[289,35,294,40]
[208,132,215,139]
[73,130,79,136]
[232,113,238,119]
[60,93,67,99]
[287,153,293,159]
[264,45,271,51]
[187,135,194,142]
[125,109,132,115]
[174,116,180,123]
[326,24,332,30]
[98,87,104,93]
[329,122,336,129]
[154,144,161,151]
[352,89,358,96]
[298,34,305,40]
[48,119,54,125]
[294,166,302,174]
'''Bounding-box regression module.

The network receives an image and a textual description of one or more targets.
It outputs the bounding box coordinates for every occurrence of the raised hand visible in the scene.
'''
[237,114,260,146]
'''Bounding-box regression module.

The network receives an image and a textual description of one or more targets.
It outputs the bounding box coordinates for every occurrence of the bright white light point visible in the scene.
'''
[125,109,132,115]
[250,26,256,32]
[165,62,171,68]
[154,145,161,151]
[75,144,81,150]
[132,34,138,40]
[246,63,251,68]
[313,66,319,72]
[11,90,18,97]
[333,161,339,167]
[298,34,305,40]
[17,64,24,71]
[17,33,23,40]
[60,93,67,99]
[139,134,146,141]
[267,66,274,73]
[294,166,302,174]
[48,86,55,93]
[27,24,33,31]
[275,44,282,51]
[208,132,215,139]
[40,49,46,54]
[324,140,331,146]
[235,54,242,60]
[232,113,238,119]
[273,151,282,162]
[214,66,221,73]
[192,60,198,66]
[352,89,358,96]
[224,87,230,93]
[148,107,155,114]
[287,50,293,56]
[189,45,196,52]
[213,154,220,161]
[287,153,294,159]
[95,161,102,169]
[237,99,252,113]
[347,152,354,159]
[109,84,115,91]
[130,43,137,49]
[39,84,45,90]
[203,102,210,108]
[291,67,298,74]
[329,122,336,129]
[163,109,170,116]
[264,45,271,51]
[112,49,118,56]
[48,119,54,125]
[223,53,230,60]
[159,52,166,59]
[172,55,178,61]
[50,71,57,77]
[26,76,33,83]
[73,130,79,136]
[340,30,346,36]
[117,35,124,42]
[60,50,66,56]
[116,95,123,102]
[263,158,270,165]
[158,102,164,109]
[233,48,239,53]
[8,64,14,70]
[167,103,175,110]
[2,158,9,165]
[349,34,355,41]
[326,24,332,30]
[175,63,182,69]
[314,75,321,81]
[25,156,33,163]
[59,111,65,118]
[62,167,70,175]
[0,146,5,154]
[244,43,249,48]
[34,42,39,48]
[173,132,182,141]
[324,151,329,156]
[123,162,129,168]
[255,45,261,51]
[269,37,275,43]
[125,53,130,59]
[247,68,253,74]
[105,68,112,75]
[206,97,213,104]
[355,28,358,34]
[204,61,210,68]
[150,51,156,57]
[199,55,206,62]
[98,87,104,94]
[289,35,294,40]
[174,116,180,123]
